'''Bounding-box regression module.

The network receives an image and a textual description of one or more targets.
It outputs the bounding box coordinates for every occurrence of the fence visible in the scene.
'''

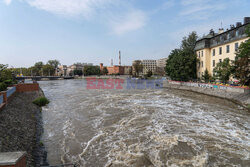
[7,86,16,98]
[0,94,3,106]
[0,83,39,110]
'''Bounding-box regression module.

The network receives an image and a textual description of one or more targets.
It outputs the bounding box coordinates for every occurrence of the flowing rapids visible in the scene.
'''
[39,79,250,167]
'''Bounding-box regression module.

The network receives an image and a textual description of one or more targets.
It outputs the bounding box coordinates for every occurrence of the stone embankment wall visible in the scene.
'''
[0,84,47,167]
[163,80,250,107]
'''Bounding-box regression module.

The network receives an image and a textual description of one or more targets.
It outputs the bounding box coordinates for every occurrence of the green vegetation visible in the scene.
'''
[232,25,250,86]
[0,82,7,91]
[102,67,109,75]
[83,66,101,76]
[202,69,211,83]
[213,58,233,84]
[11,60,60,76]
[73,69,83,76]
[132,60,143,77]
[0,64,16,91]
[146,70,153,77]
[33,97,50,107]
[165,32,198,81]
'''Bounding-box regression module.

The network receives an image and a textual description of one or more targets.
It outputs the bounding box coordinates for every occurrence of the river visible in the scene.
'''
[39,79,250,167]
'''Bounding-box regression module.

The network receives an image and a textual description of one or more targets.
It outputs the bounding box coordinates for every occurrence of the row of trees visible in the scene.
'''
[11,60,60,76]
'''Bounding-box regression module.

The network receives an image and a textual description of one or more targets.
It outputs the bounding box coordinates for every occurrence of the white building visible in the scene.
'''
[157,57,168,68]
[141,60,157,75]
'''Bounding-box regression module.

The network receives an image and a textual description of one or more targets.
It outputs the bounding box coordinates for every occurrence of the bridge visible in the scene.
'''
[16,76,74,81]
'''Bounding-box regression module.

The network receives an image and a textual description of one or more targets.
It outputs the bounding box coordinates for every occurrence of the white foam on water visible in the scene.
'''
[39,80,250,166]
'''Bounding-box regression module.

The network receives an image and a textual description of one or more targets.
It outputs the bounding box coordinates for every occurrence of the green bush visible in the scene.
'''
[0,82,7,91]
[33,97,50,107]
[3,79,14,86]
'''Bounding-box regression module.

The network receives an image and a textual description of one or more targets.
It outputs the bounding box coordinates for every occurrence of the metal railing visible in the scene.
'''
[6,87,16,98]
[0,94,3,105]
[41,163,80,167]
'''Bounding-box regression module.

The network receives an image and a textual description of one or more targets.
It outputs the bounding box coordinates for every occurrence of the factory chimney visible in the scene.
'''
[111,59,113,66]
[119,51,121,66]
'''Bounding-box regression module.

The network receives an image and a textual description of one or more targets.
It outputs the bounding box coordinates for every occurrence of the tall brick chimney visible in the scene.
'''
[119,51,121,66]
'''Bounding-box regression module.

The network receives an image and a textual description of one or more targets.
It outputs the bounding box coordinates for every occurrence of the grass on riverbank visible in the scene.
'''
[33,97,49,107]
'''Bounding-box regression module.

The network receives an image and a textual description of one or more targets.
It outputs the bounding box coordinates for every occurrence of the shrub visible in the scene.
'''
[33,97,50,107]
[0,82,7,91]
[3,79,14,86]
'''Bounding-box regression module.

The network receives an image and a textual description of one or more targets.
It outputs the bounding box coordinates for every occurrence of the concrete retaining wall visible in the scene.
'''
[163,80,250,106]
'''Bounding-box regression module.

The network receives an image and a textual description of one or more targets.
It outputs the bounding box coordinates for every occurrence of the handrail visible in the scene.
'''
[41,163,79,167]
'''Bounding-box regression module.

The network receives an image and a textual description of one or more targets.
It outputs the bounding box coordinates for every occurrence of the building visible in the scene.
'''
[107,65,124,75]
[57,63,93,76]
[195,17,250,79]
[156,57,168,75]
[123,66,132,75]
[100,63,131,75]
[99,51,132,75]
[141,60,157,75]
[156,57,168,68]
[57,65,67,76]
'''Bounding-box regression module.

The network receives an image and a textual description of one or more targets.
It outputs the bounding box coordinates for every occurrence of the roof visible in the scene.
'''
[196,22,250,42]
[0,152,26,165]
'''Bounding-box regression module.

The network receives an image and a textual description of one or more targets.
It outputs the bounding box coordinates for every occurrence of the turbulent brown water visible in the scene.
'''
[39,79,250,167]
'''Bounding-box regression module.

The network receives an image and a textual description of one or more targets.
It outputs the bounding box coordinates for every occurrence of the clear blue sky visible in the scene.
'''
[0,0,249,67]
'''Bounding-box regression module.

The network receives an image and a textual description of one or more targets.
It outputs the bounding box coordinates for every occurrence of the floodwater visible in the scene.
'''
[39,79,250,167]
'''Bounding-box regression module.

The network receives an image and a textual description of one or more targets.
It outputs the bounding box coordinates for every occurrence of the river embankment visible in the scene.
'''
[163,80,250,109]
[0,88,48,167]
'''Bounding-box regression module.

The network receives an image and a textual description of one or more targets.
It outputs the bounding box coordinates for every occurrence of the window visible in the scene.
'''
[213,60,215,67]
[235,43,239,51]
[201,51,203,57]
[201,61,203,67]
[219,47,222,55]
[213,49,215,56]
[226,45,230,53]
[236,30,239,36]
[198,72,200,77]
[219,59,222,63]
[198,51,200,57]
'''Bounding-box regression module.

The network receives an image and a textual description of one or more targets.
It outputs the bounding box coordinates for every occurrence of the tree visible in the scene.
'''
[48,60,60,70]
[83,66,101,76]
[232,25,250,86]
[165,32,198,81]
[33,61,44,76]
[202,69,211,83]
[42,64,55,76]
[146,70,153,77]
[0,64,16,86]
[213,58,233,84]
[73,69,83,76]
[102,67,109,75]
[132,60,143,77]
[181,31,198,54]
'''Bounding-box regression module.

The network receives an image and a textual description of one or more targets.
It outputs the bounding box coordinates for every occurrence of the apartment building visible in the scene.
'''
[195,17,250,78]
[156,57,168,68]
[141,60,157,75]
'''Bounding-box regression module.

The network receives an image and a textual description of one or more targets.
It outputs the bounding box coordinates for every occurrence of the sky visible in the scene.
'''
[0,0,249,67]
